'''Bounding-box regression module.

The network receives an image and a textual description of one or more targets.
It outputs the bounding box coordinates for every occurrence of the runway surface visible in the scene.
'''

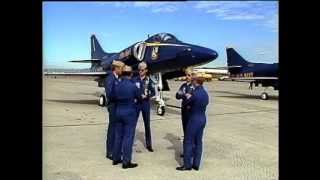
[43,77,278,180]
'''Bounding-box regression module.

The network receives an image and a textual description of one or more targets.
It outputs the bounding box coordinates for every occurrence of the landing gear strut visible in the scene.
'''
[153,72,166,116]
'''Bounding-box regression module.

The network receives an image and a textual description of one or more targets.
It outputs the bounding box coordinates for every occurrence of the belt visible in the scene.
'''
[116,99,136,105]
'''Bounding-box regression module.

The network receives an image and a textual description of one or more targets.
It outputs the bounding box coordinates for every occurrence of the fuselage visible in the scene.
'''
[229,63,278,78]
[99,33,218,76]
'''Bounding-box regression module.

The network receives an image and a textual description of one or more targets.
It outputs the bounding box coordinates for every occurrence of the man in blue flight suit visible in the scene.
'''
[133,62,155,152]
[104,60,125,160]
[175,68,195,157]
[176,73,209,171]
[112,65,140,169]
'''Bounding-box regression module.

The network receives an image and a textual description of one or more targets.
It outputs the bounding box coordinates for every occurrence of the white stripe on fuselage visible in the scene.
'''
[145,43,190,47]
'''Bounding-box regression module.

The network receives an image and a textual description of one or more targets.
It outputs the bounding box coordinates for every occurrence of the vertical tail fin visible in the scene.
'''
[226,47,250,66]
[91,35,109,59]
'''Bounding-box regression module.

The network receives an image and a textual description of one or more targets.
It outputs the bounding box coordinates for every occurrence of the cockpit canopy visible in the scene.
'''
[145,33,181,43]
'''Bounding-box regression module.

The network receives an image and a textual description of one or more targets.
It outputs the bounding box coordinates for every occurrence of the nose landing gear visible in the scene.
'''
[156,104,165,116]
[153,72,166,116]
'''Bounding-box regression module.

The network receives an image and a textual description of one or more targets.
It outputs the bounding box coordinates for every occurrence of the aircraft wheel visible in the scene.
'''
[261,92,269,100]
[156,105,165,116]
[98,95,106,106]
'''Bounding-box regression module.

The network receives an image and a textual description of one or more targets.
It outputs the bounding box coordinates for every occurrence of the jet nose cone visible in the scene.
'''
[195,46,218,62]
[207,49,218,60]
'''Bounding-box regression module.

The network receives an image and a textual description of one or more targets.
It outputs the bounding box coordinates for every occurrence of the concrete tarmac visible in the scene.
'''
[43,77,278,180]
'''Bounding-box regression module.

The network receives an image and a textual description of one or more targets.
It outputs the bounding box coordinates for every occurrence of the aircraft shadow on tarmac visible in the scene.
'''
[46,99,99,105]
[214,90,278,100]
[164,133,183,166]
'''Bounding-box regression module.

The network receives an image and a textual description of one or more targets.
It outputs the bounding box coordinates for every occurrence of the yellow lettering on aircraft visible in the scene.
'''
[235,72,254,78]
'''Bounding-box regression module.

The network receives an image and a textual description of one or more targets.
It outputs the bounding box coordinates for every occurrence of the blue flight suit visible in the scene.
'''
[112,77,140,164]
[133,76,155,148]
[104,72,119,157]
[183,85,209,169]
[175,82,194,136]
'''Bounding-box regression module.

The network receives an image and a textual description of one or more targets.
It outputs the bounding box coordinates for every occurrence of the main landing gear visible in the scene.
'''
[249,82,270,100]
[260,87,269,100]
[98,94,106,106]
[261,92,269,100]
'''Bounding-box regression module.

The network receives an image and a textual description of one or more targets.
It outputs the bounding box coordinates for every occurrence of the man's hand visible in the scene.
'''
[142,95,147,99]
[177,90,184,95]
[185,93,192,99]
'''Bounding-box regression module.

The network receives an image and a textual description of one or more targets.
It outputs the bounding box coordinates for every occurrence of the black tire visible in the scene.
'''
[261,92,269,100]
[156,105,165,116]
[98,95,106,106]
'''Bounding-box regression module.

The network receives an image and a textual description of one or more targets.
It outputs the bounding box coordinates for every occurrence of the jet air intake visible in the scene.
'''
[133,42,146,61]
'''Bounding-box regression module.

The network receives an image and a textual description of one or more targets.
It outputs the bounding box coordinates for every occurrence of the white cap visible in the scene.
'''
[138,62,147,70]
[184,67,193,74]
[112,60,125,67]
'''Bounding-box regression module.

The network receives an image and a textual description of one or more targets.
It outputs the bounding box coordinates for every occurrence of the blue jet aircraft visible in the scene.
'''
[211,47,278,100]
[46,33,218,115]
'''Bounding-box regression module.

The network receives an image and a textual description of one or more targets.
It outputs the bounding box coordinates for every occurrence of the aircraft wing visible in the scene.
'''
[196,66,241,70]
[228,77,278,82]
[44,71,107,76]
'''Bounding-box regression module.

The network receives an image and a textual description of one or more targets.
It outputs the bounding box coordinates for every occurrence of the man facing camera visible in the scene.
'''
[133,62,155,152]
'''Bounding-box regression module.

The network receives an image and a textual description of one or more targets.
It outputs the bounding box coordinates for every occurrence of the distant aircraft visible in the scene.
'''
[219,47,278,100]
[194,68,228,75]
[45,33,218,115]
[175,72,214,82]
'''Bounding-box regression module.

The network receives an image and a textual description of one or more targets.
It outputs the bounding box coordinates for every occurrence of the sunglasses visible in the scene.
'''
[139,69,146,72]
[186,74,192,77]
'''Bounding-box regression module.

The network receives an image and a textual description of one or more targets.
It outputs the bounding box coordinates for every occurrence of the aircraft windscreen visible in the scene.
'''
[146,33,180,43]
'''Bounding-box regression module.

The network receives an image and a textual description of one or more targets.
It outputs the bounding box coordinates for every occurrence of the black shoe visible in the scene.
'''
[176,166,192,171]
[192,166,199,171]
[106,154,112,160]
[122,162,138,169]
[147,146,154,152]
[180,154,184,158]
[112,160,122,165]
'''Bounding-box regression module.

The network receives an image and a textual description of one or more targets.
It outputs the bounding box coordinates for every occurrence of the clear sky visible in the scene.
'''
[43,1,278,69]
